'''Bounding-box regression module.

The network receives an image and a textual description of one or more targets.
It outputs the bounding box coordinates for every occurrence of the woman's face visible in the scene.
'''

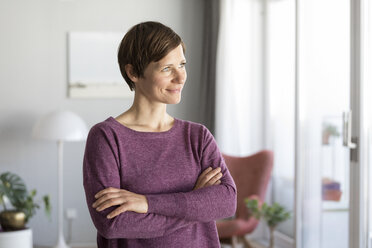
[134,44,187,105]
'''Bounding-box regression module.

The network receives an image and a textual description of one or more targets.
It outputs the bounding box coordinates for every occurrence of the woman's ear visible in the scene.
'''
[125,64,138,83]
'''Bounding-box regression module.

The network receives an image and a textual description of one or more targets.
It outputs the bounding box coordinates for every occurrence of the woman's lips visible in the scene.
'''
[166,89,181,93]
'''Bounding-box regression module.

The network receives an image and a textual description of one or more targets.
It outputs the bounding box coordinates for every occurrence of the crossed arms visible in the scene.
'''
[83,125,237,239]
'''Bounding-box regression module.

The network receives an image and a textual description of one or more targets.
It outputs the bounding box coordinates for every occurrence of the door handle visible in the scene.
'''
[342,110,357,149]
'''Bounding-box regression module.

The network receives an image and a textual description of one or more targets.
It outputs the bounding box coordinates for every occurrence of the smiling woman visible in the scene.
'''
[124,44,187,106]
[82,21,237,248]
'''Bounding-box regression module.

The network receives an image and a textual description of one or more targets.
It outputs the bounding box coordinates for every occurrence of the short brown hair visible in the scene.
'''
[118,21,185,91]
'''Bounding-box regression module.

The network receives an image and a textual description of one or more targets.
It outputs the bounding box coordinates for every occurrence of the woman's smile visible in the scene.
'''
[166,88,182,93]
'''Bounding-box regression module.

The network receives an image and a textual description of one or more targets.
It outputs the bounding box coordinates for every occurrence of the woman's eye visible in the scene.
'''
[162,67,171,72]
[179,63,186,68]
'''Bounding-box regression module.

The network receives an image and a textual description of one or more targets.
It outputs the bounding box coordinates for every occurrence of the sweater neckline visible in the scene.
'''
[107,116,179,137]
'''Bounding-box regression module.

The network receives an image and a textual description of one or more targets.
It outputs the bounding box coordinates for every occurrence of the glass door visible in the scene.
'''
[297,0,354,247]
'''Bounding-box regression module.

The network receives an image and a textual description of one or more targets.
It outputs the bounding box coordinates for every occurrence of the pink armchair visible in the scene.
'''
[217,150,274,248]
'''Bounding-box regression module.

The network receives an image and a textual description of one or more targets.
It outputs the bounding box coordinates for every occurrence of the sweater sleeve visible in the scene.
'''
[83,125,195,239]
[146,126,237,222]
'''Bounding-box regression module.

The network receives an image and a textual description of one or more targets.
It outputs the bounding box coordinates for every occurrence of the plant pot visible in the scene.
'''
[0,228,32,248]
[0,210,26,231]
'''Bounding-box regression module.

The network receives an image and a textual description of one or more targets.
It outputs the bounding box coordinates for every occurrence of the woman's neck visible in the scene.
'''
[115,98,174,132]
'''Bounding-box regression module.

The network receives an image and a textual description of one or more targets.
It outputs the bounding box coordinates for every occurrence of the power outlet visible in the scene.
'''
[66,208,78,219]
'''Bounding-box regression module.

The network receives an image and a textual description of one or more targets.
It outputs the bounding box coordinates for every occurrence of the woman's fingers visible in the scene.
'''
[93,187,149,216]
[107,204,129,219]
[193,167,211,190]
[92,192,122,208]
[206,172,223,186]
[95,187,122,199]
[200,167,221,185]
[199,167,213,178]
[95,196,126,212]
[105,195,148,218]
[194,167,222,190]
[195,167,212,186]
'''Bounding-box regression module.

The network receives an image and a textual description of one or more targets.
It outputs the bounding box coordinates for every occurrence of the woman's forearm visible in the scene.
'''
[144,126,238,222]
[85,180,196,239]
[145,175,236,222]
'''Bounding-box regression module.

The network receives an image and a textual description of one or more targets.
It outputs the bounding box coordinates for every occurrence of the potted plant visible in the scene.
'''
[245,198,291,248]
[0,172,51,247]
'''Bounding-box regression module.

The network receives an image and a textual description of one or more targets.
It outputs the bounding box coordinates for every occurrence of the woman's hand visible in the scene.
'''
[92,187,148,219]
[193,167,222,190]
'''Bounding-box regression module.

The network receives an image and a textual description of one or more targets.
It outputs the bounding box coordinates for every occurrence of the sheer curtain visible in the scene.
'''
[215,0,265,156]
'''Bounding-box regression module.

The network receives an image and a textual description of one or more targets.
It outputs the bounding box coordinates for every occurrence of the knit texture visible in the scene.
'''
[83,117,237,248]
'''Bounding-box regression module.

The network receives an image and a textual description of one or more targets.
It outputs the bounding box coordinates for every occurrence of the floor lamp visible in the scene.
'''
[32,110,88,248]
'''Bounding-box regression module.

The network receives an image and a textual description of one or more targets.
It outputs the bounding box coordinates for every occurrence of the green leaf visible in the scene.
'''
[43,195,51,220]
[30,189,37,197]
[246,200,292,227]
[0,172,27,208]
[245,198,262,220]
[0,172,52,224]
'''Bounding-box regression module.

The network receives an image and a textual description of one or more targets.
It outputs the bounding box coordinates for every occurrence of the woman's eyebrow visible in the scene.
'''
[157,63,175,69]
[156,59,187,69]
[160,60,187,67]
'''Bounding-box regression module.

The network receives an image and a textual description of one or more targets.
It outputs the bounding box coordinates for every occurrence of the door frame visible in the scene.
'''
[350,0,367,247]
[294,0,366,247]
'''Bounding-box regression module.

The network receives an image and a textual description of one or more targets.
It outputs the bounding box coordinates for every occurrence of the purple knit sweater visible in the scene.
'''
[83,117,237,248]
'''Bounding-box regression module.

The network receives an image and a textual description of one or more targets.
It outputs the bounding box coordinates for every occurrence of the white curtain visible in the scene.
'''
[215,0,265,156]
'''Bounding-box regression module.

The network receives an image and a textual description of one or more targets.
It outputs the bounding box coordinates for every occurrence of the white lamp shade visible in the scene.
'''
[32,110,88,141]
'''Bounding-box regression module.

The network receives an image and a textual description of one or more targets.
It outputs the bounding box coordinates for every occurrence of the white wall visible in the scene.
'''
[0,0,204,245]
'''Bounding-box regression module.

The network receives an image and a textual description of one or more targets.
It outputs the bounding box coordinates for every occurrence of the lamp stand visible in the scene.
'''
[54,140,69,248]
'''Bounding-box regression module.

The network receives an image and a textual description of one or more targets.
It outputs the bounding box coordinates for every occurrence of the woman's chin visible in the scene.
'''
[165,96,182,105]
[169,99,181,105]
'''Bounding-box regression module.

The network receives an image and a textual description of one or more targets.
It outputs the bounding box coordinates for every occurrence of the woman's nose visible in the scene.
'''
[173,69,187,84]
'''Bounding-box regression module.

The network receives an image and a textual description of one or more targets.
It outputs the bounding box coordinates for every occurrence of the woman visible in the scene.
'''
[83,21,237,248]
